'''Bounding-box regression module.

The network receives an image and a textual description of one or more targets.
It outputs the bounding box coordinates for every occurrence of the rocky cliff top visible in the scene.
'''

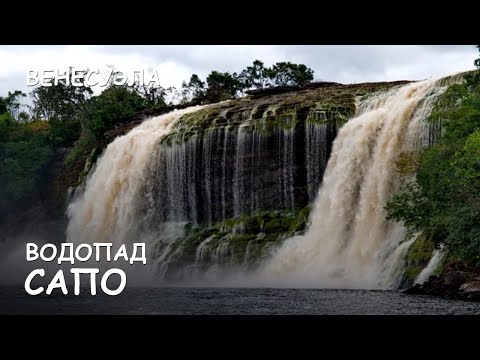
[159,80,413,145]
[103,80,413,145]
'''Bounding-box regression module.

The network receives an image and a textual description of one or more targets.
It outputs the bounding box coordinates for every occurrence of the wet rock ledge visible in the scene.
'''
[404,270,480,301]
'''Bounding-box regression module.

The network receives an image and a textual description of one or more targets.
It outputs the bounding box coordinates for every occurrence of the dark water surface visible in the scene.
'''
[1,286,480,315]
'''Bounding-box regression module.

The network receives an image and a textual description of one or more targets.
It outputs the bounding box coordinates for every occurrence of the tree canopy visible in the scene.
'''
[181,74,206,104]
[205,71,242,103]
[239,60,269,89]
[268,62,314,86]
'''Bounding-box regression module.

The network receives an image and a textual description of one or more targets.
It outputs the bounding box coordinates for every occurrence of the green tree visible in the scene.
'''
[0,112,13,141]
[239,60,269,89]
[268,62,314,86]
[123,70,167,109]
[4,90,26,119]
[86,85,146,140]
[0,97,7,114]
[181,74,206,103]
[18,111,30,123]
[30,76,93,128]
[204,71,242,103]
[0,90,26,120]
[0,117,53,215]
[133,83,166,109]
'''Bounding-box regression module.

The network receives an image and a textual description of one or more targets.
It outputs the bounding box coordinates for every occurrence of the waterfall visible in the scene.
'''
[64,74,464,286]
[305,112,339,201]
[139,105,314,229]
[262,79,448,289]
[66,106,207,251]
[415,248,444,285]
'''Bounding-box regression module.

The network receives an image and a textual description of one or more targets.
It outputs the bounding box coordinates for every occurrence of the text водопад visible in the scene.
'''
[24,243,147,296]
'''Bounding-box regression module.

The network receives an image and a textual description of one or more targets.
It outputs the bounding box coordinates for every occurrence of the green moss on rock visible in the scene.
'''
[400,234,436,287]
[406,235,435,264]
[289,206,310,233]
[167,207,311,272]
[160,81,407,146]
[404,266,426,282]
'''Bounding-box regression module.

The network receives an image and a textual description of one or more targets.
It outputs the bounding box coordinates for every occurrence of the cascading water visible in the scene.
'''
[415,247,445,285]
[305,110,340,200]
[132,102,346,280]
[262,79,449,289]
[140,102,342,231]
[66,106,207,251]
[64,75,463,286]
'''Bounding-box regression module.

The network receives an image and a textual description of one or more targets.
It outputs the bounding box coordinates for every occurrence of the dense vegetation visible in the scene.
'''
[386,46,480,267]
[0,60,314,218]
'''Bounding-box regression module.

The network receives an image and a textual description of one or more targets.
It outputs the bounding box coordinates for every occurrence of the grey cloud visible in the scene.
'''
[92,45,478,82]
[419,45,477,53]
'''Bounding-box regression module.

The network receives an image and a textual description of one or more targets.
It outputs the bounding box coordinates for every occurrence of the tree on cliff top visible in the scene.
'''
[238,60,315,90]
[132,83,167,109]
[30,77,93,126]
[175,60,315,104]
[268,62,314,86]
[239,60,269,89]
[204,71,242,103]
[181,74,206,104]
[86,85,146,141]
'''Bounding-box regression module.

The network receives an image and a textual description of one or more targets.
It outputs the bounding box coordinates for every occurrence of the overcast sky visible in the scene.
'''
[0,45,477,98]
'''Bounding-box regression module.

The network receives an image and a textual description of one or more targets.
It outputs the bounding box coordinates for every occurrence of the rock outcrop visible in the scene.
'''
[404,270,480,301]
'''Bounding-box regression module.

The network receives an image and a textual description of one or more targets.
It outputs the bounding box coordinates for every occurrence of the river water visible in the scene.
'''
[1,286,480,315]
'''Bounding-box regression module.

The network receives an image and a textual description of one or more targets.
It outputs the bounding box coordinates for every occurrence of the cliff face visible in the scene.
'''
[142,81,409,224]
[132,81,411,279]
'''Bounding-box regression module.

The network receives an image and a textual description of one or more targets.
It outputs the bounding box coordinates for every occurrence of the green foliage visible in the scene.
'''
[386,182,432,232]
[238,60,315,90]
[0,97,7,114]
[30,77,92,123]
[402,235,437,285]
[18,111,30,123]
[239,60,269,89]
[406,235,435,263]
[0,90,27,121]
[64,132,96,169]
[0,119,54,213]
[268,62,314,86]
[3,90,26,119]
[177,60,316,104]
[86,85,146,140]
[130,83,167,109]
[48,118,82,147]
[395,151,422,177]
[0,112,14,141]
[175,208,311,269]
[181,74,205,103]
[386,73,480,266]
[205,71,242,103]
[0,84,82,215]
